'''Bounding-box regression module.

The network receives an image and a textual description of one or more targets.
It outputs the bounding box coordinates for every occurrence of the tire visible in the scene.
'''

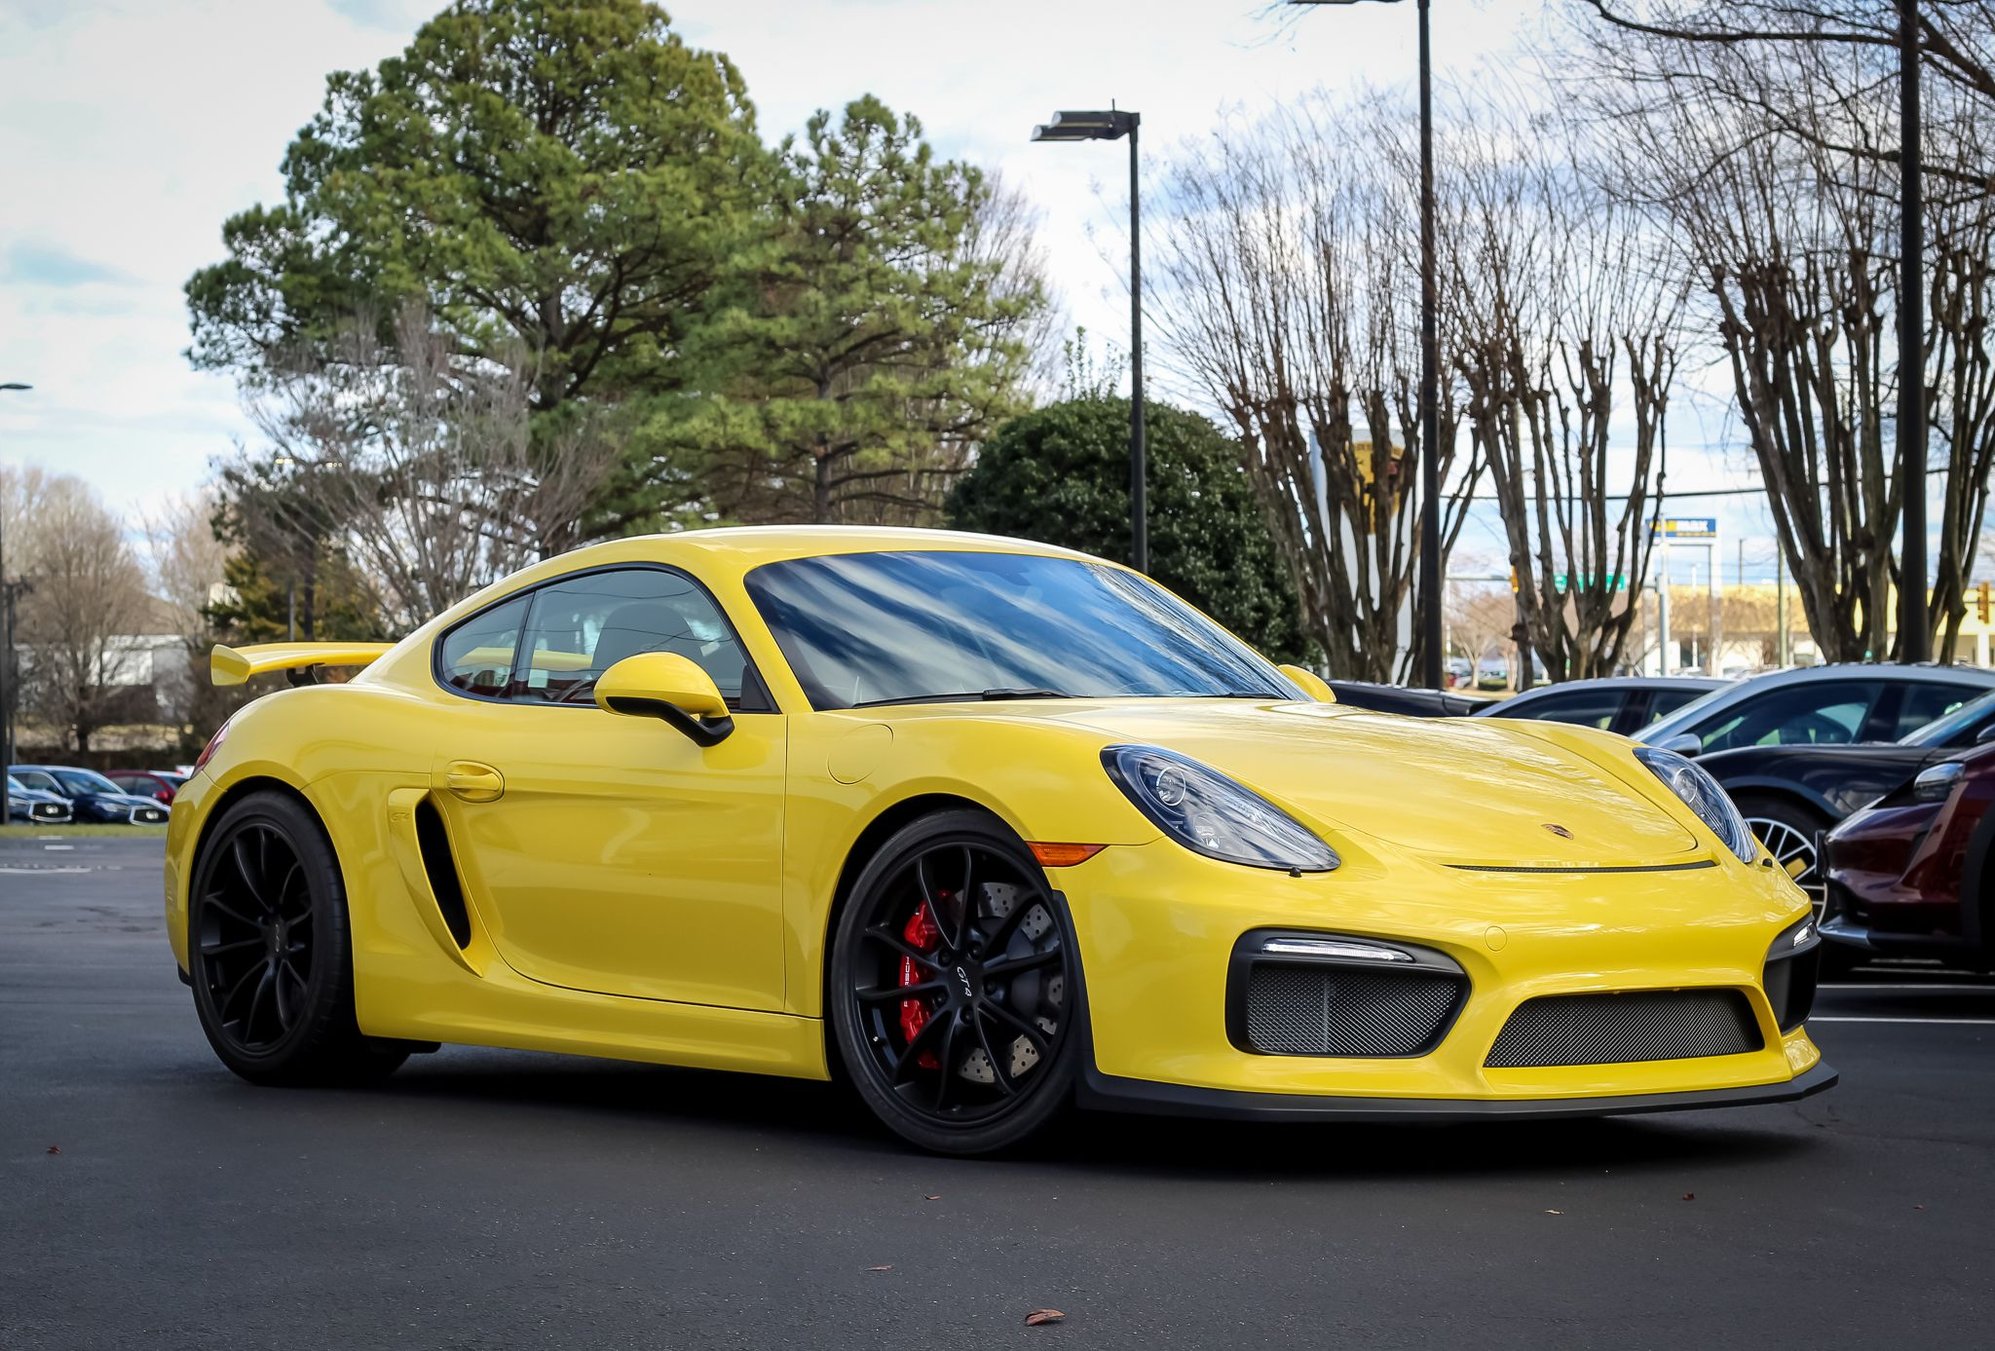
[828,809,1086,1155]
[1736,793,1832,917]
[187,790,407,1086]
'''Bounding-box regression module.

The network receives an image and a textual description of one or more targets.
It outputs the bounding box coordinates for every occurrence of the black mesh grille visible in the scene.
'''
[1485,990,1763,1068]
[1243,964,1463,1057]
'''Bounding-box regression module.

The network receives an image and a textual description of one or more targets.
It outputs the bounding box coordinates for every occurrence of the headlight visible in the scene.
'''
[1102,745,1339,872]
[1912,761,1965,803]
[1633,745,1757,864]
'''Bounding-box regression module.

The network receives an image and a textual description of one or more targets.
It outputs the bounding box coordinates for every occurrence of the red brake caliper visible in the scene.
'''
[898,899,945,1070]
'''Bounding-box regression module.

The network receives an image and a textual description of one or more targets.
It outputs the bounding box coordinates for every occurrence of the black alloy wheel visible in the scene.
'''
[188,791,408,1085]
[830,810,1084,1154]
[198,819,316,1052]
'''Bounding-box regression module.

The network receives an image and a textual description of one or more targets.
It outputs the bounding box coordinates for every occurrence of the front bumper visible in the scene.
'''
[1059,839,1829,1107]
[1081,1059,1840,1122]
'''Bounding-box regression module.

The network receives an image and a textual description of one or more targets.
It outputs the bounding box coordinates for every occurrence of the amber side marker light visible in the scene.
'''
[1029,843,1107,868]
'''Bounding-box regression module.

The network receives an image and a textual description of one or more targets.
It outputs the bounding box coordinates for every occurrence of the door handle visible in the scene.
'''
[444,761,505,803]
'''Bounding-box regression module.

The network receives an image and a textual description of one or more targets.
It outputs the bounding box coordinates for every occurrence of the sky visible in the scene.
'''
[0,0,1865,586]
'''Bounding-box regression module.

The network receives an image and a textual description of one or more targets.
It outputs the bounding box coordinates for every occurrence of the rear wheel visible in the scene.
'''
[188,790,407,1085]
[828,810,1084,1155]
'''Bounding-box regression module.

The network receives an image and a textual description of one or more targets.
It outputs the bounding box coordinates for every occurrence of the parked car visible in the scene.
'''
[1474,657,1510,690]
[1472,676,1728,736]
[6,773,74,825]
[1820,740,1995,972]
[1640,663,1995,759]
[1699,689,1995,908]
[1324,680,1486,717]
[8,766,171,825]
[164,528,1834,1153]
[106,769,188,804]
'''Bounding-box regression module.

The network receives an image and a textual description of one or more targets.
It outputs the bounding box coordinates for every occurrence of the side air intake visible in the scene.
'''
[413,796,473,948]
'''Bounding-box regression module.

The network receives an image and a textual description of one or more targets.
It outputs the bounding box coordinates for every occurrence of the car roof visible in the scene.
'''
[1469,675,1727,715]
[593,526,1094,569]
[1509,676,1728,693]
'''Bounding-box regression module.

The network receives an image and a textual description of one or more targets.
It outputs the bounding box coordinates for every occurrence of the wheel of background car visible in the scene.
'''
[188,791,408,1086]
[1734,793,1831,915]
[828,809,1085,1155]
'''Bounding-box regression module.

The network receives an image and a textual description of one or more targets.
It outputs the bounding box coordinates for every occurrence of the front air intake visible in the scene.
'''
[1243,965,1465,1056]
[1227,930,1468,1057]
[1486,990,1763,1068]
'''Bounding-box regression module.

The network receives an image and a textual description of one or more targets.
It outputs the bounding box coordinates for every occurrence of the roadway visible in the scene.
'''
[2,834,1989,1349]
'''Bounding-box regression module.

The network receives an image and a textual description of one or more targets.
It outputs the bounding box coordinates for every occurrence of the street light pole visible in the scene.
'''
[1032,108,1148,574]
[0,381,32,772]
[1127,118,1148,576]
[1898,0,1930,661]
[1290,0,1442,686]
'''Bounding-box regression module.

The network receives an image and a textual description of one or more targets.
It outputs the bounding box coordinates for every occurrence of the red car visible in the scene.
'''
[1820,740,1995,970]
[104,769,188,805]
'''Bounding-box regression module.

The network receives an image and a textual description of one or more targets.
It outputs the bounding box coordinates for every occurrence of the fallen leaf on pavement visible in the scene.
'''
[868,1265,893,1272]
[924,1194,940,1201]
[1543,1209,1563,1216]
[1025,1310,1065,1326]
[1682,1193,1695,1201]
[46,1146,59,1155]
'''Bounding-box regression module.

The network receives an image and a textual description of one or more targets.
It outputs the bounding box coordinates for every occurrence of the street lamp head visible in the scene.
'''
[1030,109,1138,143]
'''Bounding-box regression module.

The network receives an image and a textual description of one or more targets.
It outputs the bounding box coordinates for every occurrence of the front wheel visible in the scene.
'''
[828,810,1085,1155]
[188,790,406,1086]
[1738,794,1831,918]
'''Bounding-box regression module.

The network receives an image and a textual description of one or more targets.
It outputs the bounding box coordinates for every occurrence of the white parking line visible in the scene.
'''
[1813,1015,1995,1025]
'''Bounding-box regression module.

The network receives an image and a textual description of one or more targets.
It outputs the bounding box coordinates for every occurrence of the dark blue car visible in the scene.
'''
[8,765,169,825]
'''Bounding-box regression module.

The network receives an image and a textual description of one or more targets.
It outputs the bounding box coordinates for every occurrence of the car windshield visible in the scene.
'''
[1902,689,1995,747]
[53,768,123,796]
[744,550,1301,711]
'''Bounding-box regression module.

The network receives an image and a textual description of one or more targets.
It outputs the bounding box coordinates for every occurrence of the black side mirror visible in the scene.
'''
[1973,721,1995,745]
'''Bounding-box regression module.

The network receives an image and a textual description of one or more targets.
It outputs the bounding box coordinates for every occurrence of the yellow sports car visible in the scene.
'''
[165,528,1834,1153]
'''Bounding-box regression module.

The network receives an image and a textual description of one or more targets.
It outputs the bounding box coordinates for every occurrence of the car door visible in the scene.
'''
[425,565,787,1012]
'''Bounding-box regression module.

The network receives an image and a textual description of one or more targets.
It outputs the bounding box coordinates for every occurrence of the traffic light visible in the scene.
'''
[1979,580,1991,624]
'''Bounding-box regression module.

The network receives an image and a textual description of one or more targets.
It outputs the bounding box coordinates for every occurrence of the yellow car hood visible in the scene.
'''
[906,699,1701,869]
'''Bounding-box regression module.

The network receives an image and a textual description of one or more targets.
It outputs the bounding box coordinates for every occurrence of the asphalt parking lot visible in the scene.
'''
[3,835,1992,1350]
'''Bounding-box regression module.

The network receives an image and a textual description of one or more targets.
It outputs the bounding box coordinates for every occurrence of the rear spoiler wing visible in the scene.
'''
[210,641,395,687]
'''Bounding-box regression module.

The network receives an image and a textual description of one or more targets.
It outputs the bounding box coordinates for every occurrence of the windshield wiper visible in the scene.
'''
[851,688,1076,708]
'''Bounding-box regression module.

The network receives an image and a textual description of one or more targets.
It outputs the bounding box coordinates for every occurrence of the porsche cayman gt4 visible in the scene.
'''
[165,528,1835,1153]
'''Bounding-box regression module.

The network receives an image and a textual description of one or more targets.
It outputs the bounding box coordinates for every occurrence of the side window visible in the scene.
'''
[1645,686,1708,724]
[1890,683,1978,741]
[511,569,753,708]
[1699,681,1881,751]
[1506,689,1623,730]
[437,594,530,698]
